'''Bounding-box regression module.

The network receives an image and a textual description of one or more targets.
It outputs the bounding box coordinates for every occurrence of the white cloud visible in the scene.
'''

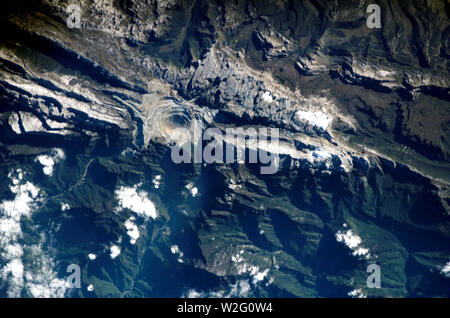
[36,156,54,175]
[227,280,251,297]
[231,252,270,285]
[88,253,97,261]
[152,175,161,189]
[170,245,180,254]
[185,289,204,298]
[440,261,450,278]
[0,170,40,249]
[87,284,94,292]
[265,277,274,287]
[184,280,252,298]
[1,258,24,297]
[0,169,67,298]
[0,218,22,247]
[170,245,184,263]
[115,185,157,219]
[110,245,121,259]
[183,249,273,298]
[336,229,370,258]
[35,149,65,176]
[2,243,23,260]
[353,247,370,256]
[336,229,361,249]
[2,180,40,222]
[61,203,70,211]
[124,217,139,244]
[185,182,198,197]
[348,288,366,298]
[252,269,269,285]
[24,244,67,298]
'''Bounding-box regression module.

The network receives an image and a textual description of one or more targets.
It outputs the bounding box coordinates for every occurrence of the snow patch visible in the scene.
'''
[261,91,273,103]
[229,179,241,190]
[311,148,332,161]
[8,113,21,134]
[295,110,331,130]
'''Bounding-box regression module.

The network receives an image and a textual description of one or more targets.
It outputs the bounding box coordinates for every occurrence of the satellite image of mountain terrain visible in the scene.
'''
[0,0,449,298]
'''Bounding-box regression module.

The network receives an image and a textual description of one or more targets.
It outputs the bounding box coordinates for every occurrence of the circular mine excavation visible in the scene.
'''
[146,98,201,146]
